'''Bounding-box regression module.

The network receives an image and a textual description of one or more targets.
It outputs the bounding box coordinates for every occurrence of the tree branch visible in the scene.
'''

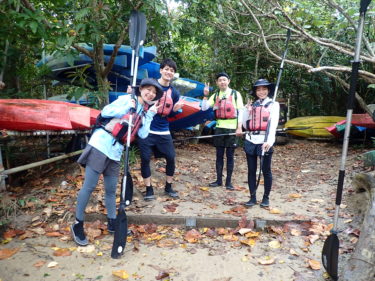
[102,28,127,77]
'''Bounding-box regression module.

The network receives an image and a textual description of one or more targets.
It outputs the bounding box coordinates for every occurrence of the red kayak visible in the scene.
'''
[351,113,375,128]
[0,99,100,131]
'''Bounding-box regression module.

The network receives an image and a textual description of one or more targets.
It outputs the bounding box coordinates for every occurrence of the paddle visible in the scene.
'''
[173,127,311,143]
[254,29,291,196]
[111,10,147,259]
[321,0,371,279]
[129,10,147,83]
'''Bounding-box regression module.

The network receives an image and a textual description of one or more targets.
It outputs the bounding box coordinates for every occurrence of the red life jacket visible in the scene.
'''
[157,88,173,117]
[246,101,273,132]
[214,90,238,119]
[105,104,149,145]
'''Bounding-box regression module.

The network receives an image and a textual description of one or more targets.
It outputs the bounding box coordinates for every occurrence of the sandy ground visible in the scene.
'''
[0,138,371,281]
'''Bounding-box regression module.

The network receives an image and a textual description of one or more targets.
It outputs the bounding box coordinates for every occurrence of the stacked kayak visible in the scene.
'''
[326,113,375,138]
[0,99,100,131]
[285,116,345,138]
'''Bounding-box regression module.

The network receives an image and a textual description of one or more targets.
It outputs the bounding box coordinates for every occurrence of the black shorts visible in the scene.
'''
[213,128,238,148]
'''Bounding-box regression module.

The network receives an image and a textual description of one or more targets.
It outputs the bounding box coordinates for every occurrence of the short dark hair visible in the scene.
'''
[160,58,177,72]
[216,72,230,80]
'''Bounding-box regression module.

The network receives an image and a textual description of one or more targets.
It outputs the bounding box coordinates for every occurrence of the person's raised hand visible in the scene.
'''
[173,99,184,112]
[126,85,132,94]
[149,102,162,113]
[203,82,210,97]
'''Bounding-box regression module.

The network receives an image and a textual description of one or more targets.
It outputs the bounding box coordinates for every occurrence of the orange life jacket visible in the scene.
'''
[102,104,149,145]
[214,90,238,119]
[156,88,173,117]
[246,101,273,132]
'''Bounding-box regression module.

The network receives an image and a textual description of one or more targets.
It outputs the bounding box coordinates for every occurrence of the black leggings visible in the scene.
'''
[215,146,235,184]
[246,152,273,198]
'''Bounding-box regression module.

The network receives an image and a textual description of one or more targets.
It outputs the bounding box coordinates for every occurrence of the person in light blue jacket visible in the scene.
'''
[71,78,163,246]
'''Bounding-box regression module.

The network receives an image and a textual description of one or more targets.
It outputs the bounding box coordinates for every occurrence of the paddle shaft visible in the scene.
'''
[333,0,370,233]
[174,127,310,142]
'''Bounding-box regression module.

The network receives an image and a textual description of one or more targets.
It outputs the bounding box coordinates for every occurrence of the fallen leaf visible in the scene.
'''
[199,187,209,191]
[77,245,95,253]
[53,248,71,257]
[289,249,299,256]
[288,193,302,198]
[155,271,169,280]
[3,229,17,239]
[46,232,63,237]
[223,234,238,242]
[33,260,46,268]
[245,231,260,238]
[308,259,321,270]
[238,228,253,235]
[258,256,275,265]
[269,208,281,214]
[112,270,129,280]
[184,229,201,243]
[291,229,301,236]
[240,238,256,247]
[308,235,319,244]
[268,240,281,249]
[30,227,45,235]
[47,261,58,268]
[0,248,20,260]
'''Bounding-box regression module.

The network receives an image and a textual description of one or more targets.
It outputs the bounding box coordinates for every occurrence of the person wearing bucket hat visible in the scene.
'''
[136,58,183,201]
[71,78,161,246]
[202,72,244,190]
[242,78,280,208]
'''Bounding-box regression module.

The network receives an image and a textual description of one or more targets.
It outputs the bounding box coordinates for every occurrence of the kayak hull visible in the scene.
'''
[285,116,345,138]
[0,99,100,131]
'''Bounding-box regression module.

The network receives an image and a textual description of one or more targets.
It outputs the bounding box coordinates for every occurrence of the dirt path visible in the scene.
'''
[0,139,371,281]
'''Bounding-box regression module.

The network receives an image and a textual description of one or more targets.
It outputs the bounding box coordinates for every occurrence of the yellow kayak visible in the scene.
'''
[285,116,345,138]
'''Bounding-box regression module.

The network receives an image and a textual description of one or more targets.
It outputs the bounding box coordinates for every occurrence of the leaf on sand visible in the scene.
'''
[308,259,321,270]
[33,260,46,268]
[77,245,95,253]
[238,228,253,235]
[46,232,63,237]
[289,248,299,256]
[268,240,281,249]
[184,229,201,243]
[0,248,20,260]
[223,234,238,242]
[240,238,256,247]
[290,229,301,236]
[163,203,178,213]
[288,193,302,198]
[3,229,17,239]
[53,248,72,257]
[47,261,58,268]
[199,187,209,191]
[156,271,170,280]
[269,208,281,214]
[258,256,275,265]
[112,270,129,280]
[269,226,283,235]
[308,234,320,244]
[245,231,260,238]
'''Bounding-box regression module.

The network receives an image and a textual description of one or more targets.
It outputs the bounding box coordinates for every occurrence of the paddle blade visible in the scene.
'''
[322,233,339,280]
[111,206,128,259]
[129,10,147,51]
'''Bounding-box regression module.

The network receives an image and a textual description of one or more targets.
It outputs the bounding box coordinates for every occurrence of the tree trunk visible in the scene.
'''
[342,173,375,281]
